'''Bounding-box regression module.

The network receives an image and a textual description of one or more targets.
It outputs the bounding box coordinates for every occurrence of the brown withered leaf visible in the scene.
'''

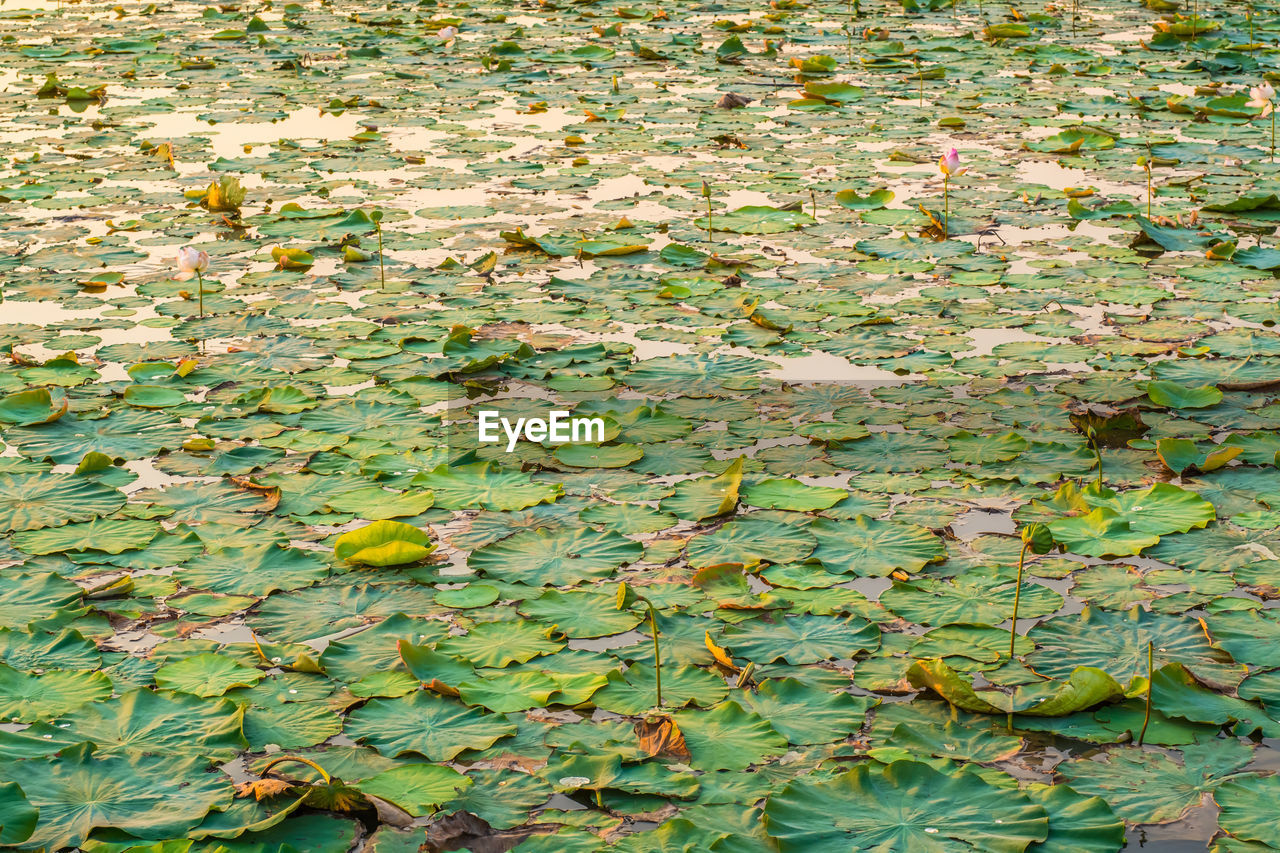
[1067,406,1149,449]
[635,715,691,760]
[236,778,296,801]
[715,92,752,109]
[704,630,740,673]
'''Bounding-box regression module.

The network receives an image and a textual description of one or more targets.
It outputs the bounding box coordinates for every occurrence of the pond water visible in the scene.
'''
[1,0,1279,851]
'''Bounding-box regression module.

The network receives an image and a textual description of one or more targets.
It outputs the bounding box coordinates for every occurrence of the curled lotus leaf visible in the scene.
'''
[333,520,436,567]
[907,658,1125,717]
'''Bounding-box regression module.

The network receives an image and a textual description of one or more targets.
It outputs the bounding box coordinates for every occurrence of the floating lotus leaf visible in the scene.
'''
[177,543,330,596]
[413,462,562,511]
[685,515,816,568]
[11,518,159,555]
[1024,784,1125,853]
[0,473,125,533]
[3,743,233,850]
[1028,606,1241,688]
[4,410,189,464]
[659,457,744,521]
[0,781,36,845]
[435,619,564,668]
[1048,509,1160,558]
[517,587,644,638]
[1082,483,1216,536]
[908,659,1125,717]
[346,691,517,761]
[740,478,847,511]
[0,688,247,762]
[764,760,1049,852]
[1215,774,1280,848]
[673,701,788,771]
[704,205,816,234]
[1059,739,1252,824]
[881,569,1062,626]
[155,653,266,697]
[0,388,67,426]
[1146,380,1223,410]
[1149,663,1280,736]
[333,520,436,567]
[355,764,471,817]
[810,515,945,576]
[0,573,84,630]
[1155,438,1241,476]
[469,526,641,586]
[719,614,879,664]
[0,662,111,722]
[736,678,876,745]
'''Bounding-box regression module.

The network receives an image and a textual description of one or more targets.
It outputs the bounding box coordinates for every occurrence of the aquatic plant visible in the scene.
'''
[617,582,665,708]
[937,147,966,237]
[175,246,209,317]
[1248,81,1275,161]
[371,209,386,290]
[1009,522,1053,660]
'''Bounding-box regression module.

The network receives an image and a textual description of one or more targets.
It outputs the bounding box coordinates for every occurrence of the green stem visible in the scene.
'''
[259,755,331,784]
[846,0,853,59]
[810,188,817,220]
[1094,442,1104,489]
[648,603,662,708]
[1147,167,1152,217]
[1137,640,1154,746]
[1271,106,1274,162]
[195,270,204,318]
[706,196,713,242]
[376,221,385,291]
[1008,541,1028,660]
[943,176,949,238]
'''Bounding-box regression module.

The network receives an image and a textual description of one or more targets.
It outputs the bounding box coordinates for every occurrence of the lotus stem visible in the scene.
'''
[375,220,385,291]
[195,270,204,318]
[1152,162,1162,216]
[647,602,663,708]
[846,0,853,59]
[943,176,950,238]
[1137,640,1154,746]
[259,755,331,784]
[810,188,817,220]
[1270,107,1275,162]
[1008,540,1028,660]
[1088,426,1103,488]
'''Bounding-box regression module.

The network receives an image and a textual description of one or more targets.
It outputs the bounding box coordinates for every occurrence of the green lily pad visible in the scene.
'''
[334,520,436,566]
[764,759,1049,851]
